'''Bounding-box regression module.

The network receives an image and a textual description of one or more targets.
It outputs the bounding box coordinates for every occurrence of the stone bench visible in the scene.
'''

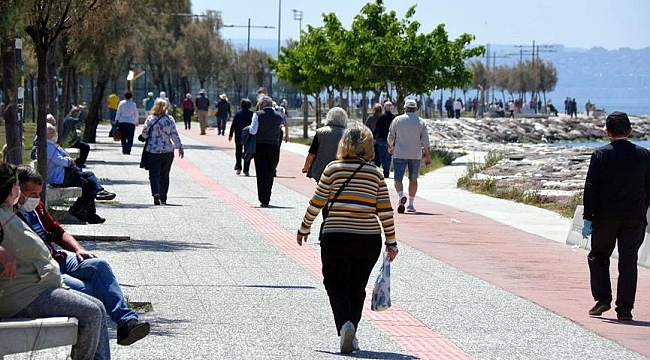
[0,317,78,359]
[29,161,82,206]
[566,205,650,268]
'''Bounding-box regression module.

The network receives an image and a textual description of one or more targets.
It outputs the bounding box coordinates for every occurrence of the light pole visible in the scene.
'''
[292,9,307,137]
[292,9,303,33]
[222,19,275,98]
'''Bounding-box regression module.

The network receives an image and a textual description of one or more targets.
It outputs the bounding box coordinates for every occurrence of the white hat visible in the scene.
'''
[404,99,417,108]
[147,92,154,97]
[160,91,166,98]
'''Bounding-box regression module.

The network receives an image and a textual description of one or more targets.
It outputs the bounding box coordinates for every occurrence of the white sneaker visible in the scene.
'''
[407,205,416,213]
[339,321,356,353]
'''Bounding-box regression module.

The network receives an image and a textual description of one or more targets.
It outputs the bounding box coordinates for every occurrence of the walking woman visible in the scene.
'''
[296,124,399,353]
[0,163,110,360]
[139,98,184,205]
[115,90,139,155]
[301,107,348,182]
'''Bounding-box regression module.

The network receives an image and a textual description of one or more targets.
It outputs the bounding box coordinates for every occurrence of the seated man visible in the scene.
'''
[60,106,91,168]
[44,123,115,224]
[16,165,150,346]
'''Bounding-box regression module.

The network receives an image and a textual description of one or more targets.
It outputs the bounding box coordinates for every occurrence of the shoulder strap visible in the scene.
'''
[324,162,365,215]
[146,115,165,138]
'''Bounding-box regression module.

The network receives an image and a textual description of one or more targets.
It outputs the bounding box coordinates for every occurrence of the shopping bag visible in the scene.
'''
[371,252,391,311]
[112,123,121,141]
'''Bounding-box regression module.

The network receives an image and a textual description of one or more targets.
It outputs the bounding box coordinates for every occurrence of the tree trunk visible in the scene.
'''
[29,75,36,122]
[1,36,22,165]
[361,92,368,123]
[83,74,109,144]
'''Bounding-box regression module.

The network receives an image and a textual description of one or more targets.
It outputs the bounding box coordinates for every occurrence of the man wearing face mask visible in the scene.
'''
[14,165,151,346]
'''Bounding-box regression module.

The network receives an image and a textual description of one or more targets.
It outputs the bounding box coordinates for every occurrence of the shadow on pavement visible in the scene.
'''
[315,349,418,359]
[100,179,150,185]
[243,285,316,290]
[89,239,219,253]
[147,317,192,337]
[602,318,650,327]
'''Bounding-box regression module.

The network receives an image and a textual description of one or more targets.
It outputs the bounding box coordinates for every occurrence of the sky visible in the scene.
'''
[191,0,650,51]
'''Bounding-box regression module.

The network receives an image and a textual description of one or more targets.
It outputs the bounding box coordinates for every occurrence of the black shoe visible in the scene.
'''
[69,209,88,222]
[96,190,116,201]
[617,311,633,321]
[153,194,161,205]
[260,203,269,208]
[244,172,250,177]
[117,319,150,346]
[588,301,611,316]
[87,214,106,224]
[397,196,407,214]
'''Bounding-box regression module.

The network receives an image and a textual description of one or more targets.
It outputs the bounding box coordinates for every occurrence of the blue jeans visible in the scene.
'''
[118,123,136,154]
[59,256,138,326]
[15,287,110,360]
[376,138,392,178]
[393,158,421,181]
[147,152,174,202]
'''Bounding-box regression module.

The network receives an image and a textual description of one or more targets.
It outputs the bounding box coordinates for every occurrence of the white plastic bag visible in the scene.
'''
[371,252,391,311]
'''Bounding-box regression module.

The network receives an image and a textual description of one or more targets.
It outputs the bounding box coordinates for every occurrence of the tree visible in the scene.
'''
[23,0,108,180]
[0,0,26,164]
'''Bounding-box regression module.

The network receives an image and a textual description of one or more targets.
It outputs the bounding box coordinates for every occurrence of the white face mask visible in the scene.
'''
[51,133,58,143]
[20,196,39,212]
[12,189,21,206]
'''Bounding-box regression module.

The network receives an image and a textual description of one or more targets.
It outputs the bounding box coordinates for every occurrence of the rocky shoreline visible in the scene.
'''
[428,114,650,204]
[288,113,650,206]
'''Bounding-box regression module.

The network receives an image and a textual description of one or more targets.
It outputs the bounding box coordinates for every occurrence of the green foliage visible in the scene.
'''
[274,0,485,109]
[470,59,558,101]
[483,150,503,168]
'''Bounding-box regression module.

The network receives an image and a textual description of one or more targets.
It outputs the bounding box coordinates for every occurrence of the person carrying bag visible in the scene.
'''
[296,123,398,354]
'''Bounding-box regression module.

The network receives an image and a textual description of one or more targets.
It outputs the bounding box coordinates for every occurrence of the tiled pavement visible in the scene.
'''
[7,123,649,359]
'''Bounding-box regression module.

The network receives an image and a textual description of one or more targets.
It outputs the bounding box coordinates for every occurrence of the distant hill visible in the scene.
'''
[235,39,650,114]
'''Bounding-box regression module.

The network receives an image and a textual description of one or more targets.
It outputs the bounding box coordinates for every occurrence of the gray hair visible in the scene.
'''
[258,95,274,109]
[325,107,348,127]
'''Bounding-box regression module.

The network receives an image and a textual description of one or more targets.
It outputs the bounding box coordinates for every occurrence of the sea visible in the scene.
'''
[563,140,650,149]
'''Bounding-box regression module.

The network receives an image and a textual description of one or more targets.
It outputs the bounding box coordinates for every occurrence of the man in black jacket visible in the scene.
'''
[216,94,231,136]
[582,111,650,321]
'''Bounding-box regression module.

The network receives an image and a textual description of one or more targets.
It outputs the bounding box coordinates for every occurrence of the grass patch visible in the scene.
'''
[125,295,153,313]
[420,145,461,175]
[289,136,313,145]
[0,122,37,164]
[457,150,583,218]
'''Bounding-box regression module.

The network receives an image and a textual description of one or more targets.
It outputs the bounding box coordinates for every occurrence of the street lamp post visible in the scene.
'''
[292,9,307,138]
[222,19,275,98]
[292,9,303,33]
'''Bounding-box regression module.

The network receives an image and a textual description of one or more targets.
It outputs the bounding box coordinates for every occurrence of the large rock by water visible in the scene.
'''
[427,114,650,204]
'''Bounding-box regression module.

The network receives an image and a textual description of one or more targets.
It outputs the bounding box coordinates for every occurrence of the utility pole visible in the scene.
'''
[222,20,275,98]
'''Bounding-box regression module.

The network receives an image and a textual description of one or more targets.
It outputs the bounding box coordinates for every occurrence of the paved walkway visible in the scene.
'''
[8,124,649,360]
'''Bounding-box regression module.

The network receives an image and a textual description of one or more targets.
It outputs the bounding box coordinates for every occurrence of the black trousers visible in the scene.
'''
[147,152,174,202]
[253,143,279,205]
[320,232,382,335]
[183,109,193,129]
[118,123,135,155]
[234,139,250,172]
[588,217,645,313]
[63,165,103,218]
[71,140,90,167]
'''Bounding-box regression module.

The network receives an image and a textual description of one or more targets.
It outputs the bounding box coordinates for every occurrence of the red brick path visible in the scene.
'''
[182,130,650,357]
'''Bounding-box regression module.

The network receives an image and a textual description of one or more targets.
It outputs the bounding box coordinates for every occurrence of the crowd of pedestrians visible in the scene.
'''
[0,84,646,358]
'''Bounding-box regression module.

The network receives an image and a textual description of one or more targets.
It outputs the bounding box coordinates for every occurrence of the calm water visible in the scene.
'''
[563,140,650,149]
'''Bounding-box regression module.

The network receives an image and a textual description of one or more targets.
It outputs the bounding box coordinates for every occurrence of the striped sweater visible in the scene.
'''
[299,159,396,243]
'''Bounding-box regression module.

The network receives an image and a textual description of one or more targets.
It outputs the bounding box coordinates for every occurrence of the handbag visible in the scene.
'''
[139,115,164,170]
[112,122,121,141]
[319,162,365,237]
[371,251,391,311]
